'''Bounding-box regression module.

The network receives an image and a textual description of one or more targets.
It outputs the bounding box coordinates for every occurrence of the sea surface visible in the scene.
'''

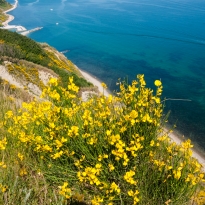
[7,0,205,150]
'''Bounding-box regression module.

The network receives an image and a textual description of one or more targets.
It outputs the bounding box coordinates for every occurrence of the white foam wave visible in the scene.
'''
[28,0,39,6]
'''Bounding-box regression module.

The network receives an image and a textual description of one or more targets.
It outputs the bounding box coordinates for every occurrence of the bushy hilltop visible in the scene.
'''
[0,29,92,98]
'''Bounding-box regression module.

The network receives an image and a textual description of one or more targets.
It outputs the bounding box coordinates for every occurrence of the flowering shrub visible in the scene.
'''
[4,75,205,204]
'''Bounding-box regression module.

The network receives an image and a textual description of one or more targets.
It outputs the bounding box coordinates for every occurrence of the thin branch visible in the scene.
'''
[161,98,192,103]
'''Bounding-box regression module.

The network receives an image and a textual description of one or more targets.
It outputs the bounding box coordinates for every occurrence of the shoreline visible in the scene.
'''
[80,69,112,97]
[2,0,18,27]
[1,0,43,35]
[1,0,42,35]
[79,67,205,170]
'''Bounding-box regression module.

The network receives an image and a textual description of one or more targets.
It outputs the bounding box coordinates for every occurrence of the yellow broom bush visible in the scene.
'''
[3,74,205,204]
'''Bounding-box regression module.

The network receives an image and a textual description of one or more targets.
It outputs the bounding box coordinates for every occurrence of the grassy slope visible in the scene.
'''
[0,87,62,204]
[0,29,93,204]
[0,29,92,91]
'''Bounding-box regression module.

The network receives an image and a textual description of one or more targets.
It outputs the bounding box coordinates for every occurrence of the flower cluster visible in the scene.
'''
[0,137,7,150]
[7,63,45,91]
[4,75,205,204]
[0,184,7,193]
[59,182,72,199]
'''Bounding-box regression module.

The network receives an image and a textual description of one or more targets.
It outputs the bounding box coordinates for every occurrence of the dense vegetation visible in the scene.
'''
[0,0,9,7]
[0,0,7,4]
[1,75,205,204]
[0,29,92,88]
[0,29,49,63]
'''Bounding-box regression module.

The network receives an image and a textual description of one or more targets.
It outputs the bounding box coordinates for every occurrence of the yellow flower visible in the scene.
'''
[128,190,140,204]
[110,182,120,193]
[5,110,13,118]
[124,170,137,185]
[42,145,52,152]
[52,151,63,159]
[0,161,7,168]
[49,122,55,129]
[109,134,120,145]
[18,153,24,161]
[59,182,72,199]
[108,163,115,171]
[128,190,134,196]
[0,184,8,193]
[0,138,7,150]
[154,80,162,86]
[68,126,79,137]
[101,82,107,89]
[91,196,103,205]
[150,140,155,146]
[19,167,27,176]
[55,139,63,149]
[173,168,182,180]
[130,110,138,119]
[98,155,103,161]
[49,78,58,86]
[95,163,102,169]
[106,130,112,136]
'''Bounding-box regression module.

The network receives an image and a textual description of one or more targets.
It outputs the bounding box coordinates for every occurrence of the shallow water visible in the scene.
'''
[7,0,205,149]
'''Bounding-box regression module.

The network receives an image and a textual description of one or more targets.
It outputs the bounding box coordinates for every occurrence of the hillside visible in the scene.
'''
[0,29,93,98]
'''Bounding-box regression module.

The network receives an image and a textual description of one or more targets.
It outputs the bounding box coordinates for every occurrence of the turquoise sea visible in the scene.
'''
[7,0,205,150]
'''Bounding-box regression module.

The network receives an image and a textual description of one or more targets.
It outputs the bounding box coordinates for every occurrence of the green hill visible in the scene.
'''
[0,29,92,89]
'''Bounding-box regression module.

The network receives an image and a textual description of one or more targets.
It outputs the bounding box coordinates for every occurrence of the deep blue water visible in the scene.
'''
[7,0,205,150]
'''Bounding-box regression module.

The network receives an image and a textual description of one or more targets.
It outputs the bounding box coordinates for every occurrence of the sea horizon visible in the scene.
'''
[5,0,205,151]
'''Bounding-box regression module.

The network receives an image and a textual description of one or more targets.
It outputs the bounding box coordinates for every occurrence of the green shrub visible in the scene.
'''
[2,75,205,204]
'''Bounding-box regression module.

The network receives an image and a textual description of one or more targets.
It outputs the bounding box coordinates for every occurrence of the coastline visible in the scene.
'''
[80,69,111,97]
[166,127,205,168]
[1,0,36,34]
[2,0,27,32]
[79,67,205,170]
[2,0,18,27]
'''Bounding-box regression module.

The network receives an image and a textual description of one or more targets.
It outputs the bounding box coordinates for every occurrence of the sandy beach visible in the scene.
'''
[79,68,205,170]
[1,0,42,35]
[80,69,111,97]
[2,0,18,27]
